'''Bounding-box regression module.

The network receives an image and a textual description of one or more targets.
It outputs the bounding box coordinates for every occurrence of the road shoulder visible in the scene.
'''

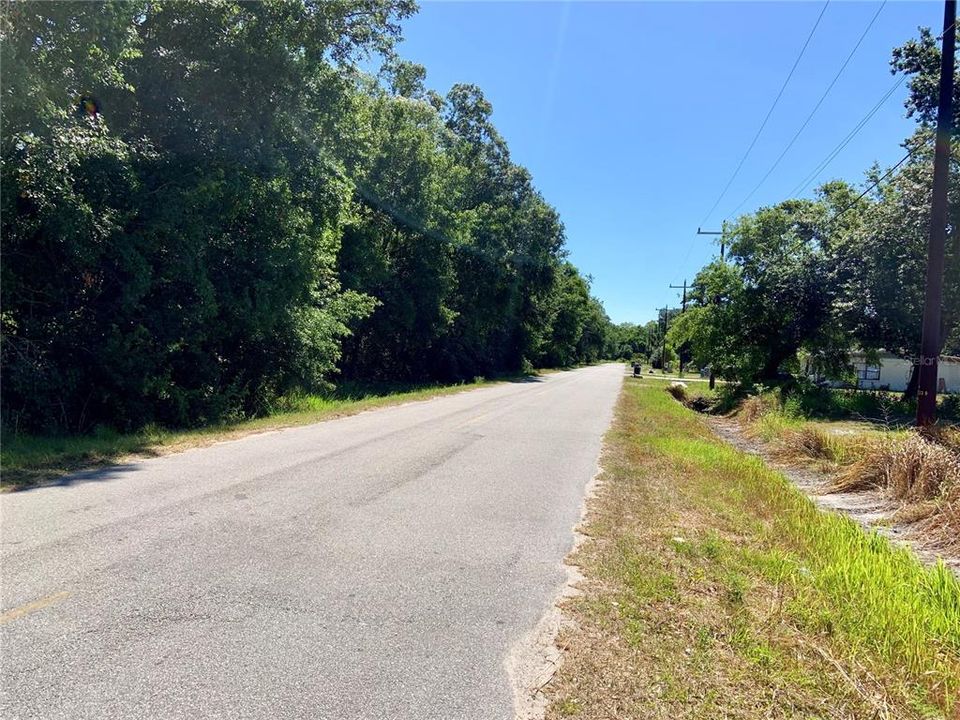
[542,378,959,719]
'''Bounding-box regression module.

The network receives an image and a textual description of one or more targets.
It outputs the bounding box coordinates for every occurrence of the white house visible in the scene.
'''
[838,351,960,393]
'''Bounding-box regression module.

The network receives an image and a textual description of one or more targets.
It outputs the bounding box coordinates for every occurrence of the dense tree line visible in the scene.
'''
[667,30,960,393]
[1,1,611,434]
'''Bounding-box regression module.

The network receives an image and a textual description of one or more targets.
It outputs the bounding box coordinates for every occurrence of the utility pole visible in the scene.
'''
[697,227,725,260]
[698,226,726,388]
[669,280,688,313]
[660,306,668,374]
[916,0,955,427]
[698,227,724,387]
[669,281,688,376]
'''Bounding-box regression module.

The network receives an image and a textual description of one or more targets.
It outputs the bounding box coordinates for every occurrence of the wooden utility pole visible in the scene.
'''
[660,306,668,373]
[669,281,688,376]
[698,227,725,388]
[916,0,955,426]
[698,228,727,388]
[697,227,724,260]
[669,280,688,313]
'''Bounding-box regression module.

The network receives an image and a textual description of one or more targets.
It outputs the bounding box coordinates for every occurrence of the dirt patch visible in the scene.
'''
[708,417,960,575]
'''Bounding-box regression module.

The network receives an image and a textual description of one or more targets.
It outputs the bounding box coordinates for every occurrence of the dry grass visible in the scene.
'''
[887,435,960,501]
[545,381,959,719]
[665,382,688,403]
[729,392,960,555]
[780,425,842,463]
[917,481,960,554]
[831,437,899,493]
[739,394,772,423]
[830,431,960,554]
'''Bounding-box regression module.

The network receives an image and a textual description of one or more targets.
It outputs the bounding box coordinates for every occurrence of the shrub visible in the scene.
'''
[740,393,779,422]
[889,433,960,502]
[833,438,898,493]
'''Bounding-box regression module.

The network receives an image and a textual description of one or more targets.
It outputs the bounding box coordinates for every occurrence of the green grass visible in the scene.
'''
[0,376,517,489]
[646,384,960,710]
[766,383,958,425]
[546,379,960,719]
[685,380,960,425]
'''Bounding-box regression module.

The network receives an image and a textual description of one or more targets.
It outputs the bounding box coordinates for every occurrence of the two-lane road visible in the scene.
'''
[1,364,623,719]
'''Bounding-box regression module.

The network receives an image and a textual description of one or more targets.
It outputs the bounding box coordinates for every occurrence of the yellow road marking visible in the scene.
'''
[459,409,496,427]
[0,591,69,625]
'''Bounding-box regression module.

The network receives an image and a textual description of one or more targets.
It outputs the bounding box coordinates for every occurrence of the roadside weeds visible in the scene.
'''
[544,379,960,719]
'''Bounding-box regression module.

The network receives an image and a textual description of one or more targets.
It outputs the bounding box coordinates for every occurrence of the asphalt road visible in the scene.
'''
[1,364,623,720]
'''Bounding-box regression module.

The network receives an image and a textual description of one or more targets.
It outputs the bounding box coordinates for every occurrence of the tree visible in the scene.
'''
[673,184,865,385]
[606,323,651,361]
[667,262,744,379]
[337,76,457,380]
[1,0,414,431]
[891,28,960,134]
[844,135,960,396]
[1,0,613,434]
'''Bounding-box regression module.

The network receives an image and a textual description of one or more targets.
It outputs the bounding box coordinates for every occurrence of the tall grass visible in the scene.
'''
[709,382,960,425]
[634,383,960,711]
[720,384,960,559]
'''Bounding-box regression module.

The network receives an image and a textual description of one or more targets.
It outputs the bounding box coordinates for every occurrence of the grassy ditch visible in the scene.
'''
[546,379,960,719]
[709,387,959,556]
[1,377,510,489]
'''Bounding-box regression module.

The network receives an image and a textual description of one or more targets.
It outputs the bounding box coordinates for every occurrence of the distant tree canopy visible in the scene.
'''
[667,30,960,392]
[1,1,612,433]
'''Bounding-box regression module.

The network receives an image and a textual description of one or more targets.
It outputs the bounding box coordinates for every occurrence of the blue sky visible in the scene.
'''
[393,0,942,324]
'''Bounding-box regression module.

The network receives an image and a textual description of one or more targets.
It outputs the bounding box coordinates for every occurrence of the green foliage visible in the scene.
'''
[606,321,652,361]
[1,375,500,488]
[673,28,960,394]
[891,27,960,133]
[844,134,960,365]
[682,154,953,390]
[1,1,611,434]
[683,139,960,391]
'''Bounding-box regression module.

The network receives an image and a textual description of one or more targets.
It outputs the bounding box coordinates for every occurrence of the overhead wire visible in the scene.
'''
[682,137,928,306]
[685,14,955,292]
[768,135,932,260]
[726,1,887,218]
[698,0,830,227]
[786,18,957,199]
[829,138,927,223]
[787,75,906,197]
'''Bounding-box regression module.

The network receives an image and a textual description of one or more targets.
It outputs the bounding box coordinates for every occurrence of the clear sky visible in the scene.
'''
[391,0,944,324]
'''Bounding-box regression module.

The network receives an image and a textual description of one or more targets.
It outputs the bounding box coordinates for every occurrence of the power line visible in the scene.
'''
[776,135,931,258]
[783,16,955,202]
[727,1,886,218]
[699,0,830,227]
[830,139,927,223]
[694,16,955,273]
[787,74,906,197]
